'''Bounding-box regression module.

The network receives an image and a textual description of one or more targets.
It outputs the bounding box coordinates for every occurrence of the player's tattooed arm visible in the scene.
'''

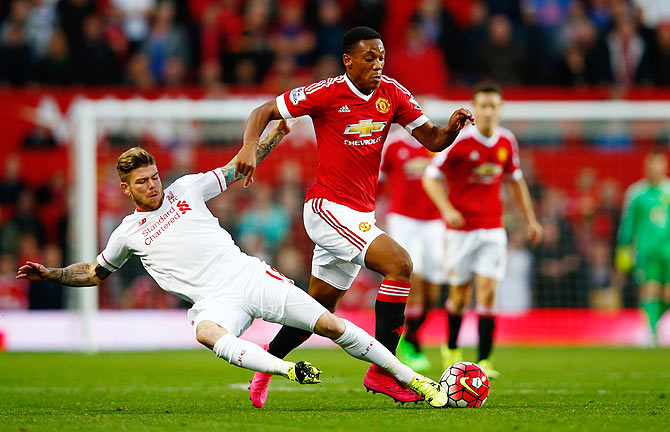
[17,260,111,287]
[221,120,293,186]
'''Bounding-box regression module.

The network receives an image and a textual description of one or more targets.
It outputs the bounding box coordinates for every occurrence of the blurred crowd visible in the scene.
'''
[0,150,639,311]
[1,0,670,91]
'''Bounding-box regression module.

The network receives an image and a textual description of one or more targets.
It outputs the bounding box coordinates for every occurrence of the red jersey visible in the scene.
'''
[276,74,428,212]
[380,130,441,220]
[425,125,522,231]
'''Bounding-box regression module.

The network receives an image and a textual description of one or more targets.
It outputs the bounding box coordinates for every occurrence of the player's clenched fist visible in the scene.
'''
[446,108,475,133]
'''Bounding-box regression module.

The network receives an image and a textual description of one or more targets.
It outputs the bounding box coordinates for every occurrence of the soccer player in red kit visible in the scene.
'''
[423,82,542,378]
[235,26,474,407]
[379,129,446,372]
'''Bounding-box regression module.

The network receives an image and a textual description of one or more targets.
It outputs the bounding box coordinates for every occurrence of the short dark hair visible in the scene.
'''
[117,147,156,182]
[473,81,503,98]
[342,26,382,54]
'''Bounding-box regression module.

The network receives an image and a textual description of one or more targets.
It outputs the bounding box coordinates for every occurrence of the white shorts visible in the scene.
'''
[386,213,446,284]
[445,228,507,285]
[188,265,328,337]
[304,198,385,290]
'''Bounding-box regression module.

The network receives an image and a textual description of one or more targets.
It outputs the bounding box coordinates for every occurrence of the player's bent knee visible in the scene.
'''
[384,250,413,281]
[313,311,345,340]
[195,320,228,349]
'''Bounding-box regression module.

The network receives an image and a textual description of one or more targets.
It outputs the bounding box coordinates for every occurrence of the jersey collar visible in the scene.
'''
[471,126,501,148]
[343,73,375,102]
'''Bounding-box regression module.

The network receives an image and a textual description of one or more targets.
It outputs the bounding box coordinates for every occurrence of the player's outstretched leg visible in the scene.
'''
[328,317,446,407]
[197,321,322,385]
[250,278,345,407]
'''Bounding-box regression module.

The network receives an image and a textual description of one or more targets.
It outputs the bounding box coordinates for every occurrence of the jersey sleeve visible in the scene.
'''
[173,169,227,202]
[276,80,328,119]
[504,133,523,180]
[387,78,429,133]
[96,227,132,272]
[424,151,448,179]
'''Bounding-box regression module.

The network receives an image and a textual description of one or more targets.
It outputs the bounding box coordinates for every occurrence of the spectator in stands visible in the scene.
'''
[552,14,599,85]
[311,0,346,60]
[228,0,273,84]
[24,0,59,61]
[78,14,121,85]
[0,155,26,206]
[125,51,155,89]
[109,0,155,54]
[475,14,528,84]
[271,0,315,67]
[604,11,651,86]
[56,0,96,63]
[642,21,670,85]
[142,1,189,85]
[0,21,34,85]
[200,58,227,98]
[384,20,448,95]
[194,0,243,74]
[12,190,46,245]
[36,28,75,86]
[412,0,461,79]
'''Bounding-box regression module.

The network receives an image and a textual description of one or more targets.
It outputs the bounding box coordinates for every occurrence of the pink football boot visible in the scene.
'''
[248,345,273,408]
[363,364,424,404]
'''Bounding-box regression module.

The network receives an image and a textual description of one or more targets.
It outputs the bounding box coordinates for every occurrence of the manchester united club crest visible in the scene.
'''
[376,97,390,114]
[497,147,508,163]
[359,222,371,232]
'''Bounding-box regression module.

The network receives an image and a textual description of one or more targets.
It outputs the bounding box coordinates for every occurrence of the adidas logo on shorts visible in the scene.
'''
[338,105,351,113]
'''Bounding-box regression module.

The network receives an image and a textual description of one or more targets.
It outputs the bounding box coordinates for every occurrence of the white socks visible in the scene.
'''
[334,319,415,385]
[213,333,293,377]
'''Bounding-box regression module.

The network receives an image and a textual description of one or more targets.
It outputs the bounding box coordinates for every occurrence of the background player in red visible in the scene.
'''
[423,82,543,378]
[379,128,446,372]
[235,26,474,406]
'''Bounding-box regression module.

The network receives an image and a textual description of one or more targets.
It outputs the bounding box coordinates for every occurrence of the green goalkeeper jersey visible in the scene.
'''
[617,178,670,254]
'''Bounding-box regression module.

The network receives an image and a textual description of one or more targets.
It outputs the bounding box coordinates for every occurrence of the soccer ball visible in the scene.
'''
[439,362,490,408]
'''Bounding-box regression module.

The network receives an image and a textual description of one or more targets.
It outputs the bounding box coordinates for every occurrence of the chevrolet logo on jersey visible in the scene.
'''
[344,119,387,137]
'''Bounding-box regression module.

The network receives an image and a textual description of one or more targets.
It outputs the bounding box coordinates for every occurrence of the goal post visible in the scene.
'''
[71,97,670,352]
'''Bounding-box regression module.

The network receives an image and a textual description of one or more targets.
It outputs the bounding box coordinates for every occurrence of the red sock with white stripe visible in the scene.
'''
[374,279,411,355]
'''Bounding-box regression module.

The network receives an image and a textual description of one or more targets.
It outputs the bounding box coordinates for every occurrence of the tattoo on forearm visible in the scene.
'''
[221,128,286,186]
[48,263,97,287]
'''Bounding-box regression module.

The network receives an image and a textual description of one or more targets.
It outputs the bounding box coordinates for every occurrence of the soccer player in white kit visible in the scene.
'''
[422,82,543,378]
[15,122,448,408]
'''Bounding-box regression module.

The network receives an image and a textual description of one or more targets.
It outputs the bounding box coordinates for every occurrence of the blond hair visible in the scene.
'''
[117,147,156,182]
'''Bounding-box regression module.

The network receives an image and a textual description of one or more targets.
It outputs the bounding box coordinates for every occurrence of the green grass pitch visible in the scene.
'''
[1,346,669,432]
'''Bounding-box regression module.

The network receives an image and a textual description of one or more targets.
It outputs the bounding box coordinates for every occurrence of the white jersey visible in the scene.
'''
[96,170,265,304]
